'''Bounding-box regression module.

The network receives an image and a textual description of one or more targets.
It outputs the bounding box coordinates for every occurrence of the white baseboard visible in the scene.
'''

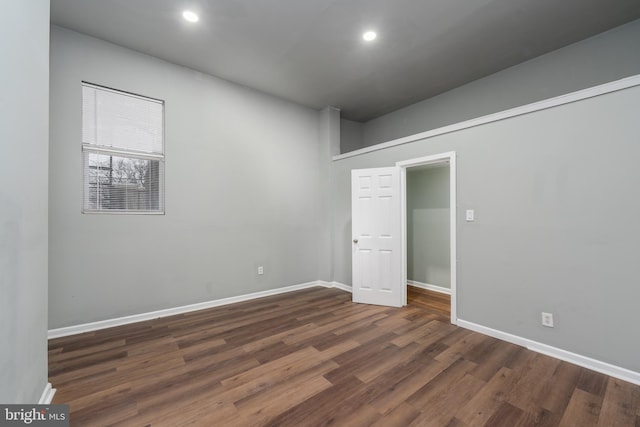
[315,280,351,293]
[407,280,451,295]
[457,319,640,386]
[49,281,335,339]
[38,383,55,404]
[329,281,352,292]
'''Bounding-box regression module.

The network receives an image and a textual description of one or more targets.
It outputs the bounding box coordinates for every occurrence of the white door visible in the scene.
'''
[351,167,403,307]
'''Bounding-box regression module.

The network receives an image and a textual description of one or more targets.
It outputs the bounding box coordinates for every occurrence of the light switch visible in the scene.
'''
[466,209,475,221]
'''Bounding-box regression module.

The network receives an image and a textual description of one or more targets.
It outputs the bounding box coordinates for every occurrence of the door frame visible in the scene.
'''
[397,151,457,324]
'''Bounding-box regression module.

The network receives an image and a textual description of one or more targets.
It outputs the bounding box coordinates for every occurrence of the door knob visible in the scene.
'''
[353,239,358,244]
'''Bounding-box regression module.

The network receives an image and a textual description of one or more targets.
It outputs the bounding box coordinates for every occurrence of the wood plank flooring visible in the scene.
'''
[407,286,451,317]
[49,287,640,426]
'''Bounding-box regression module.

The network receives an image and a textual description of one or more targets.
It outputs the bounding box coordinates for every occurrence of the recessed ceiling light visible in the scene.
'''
[182,10,199,23]
[362,31,377,42]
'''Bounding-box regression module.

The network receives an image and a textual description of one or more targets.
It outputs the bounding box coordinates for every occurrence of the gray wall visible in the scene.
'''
[49,27,330,328]
[331,83,640,373]
[407,166,450,288]
[340,118,363,154]
[0,0,50,403]
[355,19,640,149]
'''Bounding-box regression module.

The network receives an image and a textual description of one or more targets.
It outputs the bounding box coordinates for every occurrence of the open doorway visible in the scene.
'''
[406,163,451,317]
[398,152,457,324]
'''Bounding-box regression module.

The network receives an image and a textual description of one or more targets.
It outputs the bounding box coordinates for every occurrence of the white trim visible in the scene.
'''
[316,280,351,292]
[397,151,457,325]
[457,319,640,387]
[82,210,165,215]
[400,167,408,308]
[49,281,331,339]
[333,74,640,161]
[38,383,56,404]
[82,144,165,160]
[408,280,452,295]
[329,281,352,293]
[82,81,164,104]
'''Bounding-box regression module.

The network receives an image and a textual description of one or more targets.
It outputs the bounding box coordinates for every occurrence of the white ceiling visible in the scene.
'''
[50,0,640,122]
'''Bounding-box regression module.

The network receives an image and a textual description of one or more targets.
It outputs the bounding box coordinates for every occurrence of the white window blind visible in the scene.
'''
[82,83,164,213]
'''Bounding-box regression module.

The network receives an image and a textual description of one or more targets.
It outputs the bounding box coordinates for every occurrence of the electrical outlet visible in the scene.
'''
[466,209,475,221]
[257,266,264,275]
[541,312,554,328]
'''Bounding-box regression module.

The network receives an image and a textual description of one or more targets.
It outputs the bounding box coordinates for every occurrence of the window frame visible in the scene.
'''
[81,82,165,215]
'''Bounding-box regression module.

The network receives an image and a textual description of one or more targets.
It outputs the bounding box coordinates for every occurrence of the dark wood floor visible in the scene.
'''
[408,285,451,317]
[49,287,640,426]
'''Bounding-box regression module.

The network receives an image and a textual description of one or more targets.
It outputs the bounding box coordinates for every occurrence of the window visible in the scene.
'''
[82,83,164,213]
